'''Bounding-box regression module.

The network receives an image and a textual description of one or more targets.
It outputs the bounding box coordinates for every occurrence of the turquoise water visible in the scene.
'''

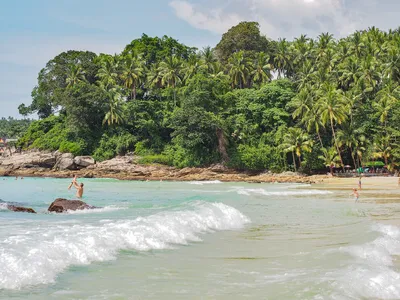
[1,177,400,299]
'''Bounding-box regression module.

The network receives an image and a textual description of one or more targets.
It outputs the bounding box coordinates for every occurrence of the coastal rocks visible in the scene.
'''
[48,198,96,213]
[74,156,95,168]
[54,153,75,170]
[0,151,56,170]
[7,205,36,214]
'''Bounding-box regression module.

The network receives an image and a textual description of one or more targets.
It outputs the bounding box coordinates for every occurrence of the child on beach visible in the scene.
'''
[350,188,359,202]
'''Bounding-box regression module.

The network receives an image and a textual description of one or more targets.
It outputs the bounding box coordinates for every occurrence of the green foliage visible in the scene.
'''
[0,117,32,139]
[92,132,137,162]
[12,25,400,172]
[59,141,84,156]
[137,154,172,165]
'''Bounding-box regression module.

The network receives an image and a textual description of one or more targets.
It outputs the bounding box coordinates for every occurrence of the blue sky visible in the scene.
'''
[1,0,399,118]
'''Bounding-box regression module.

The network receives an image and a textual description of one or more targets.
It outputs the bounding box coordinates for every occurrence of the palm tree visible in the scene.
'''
[317,83,348,168]
[103,88,125,126]
[160,56,183,105]
[66,65,86,88]
[274,39,292,78]
[146,62,163,90]
[201,46,217,73]
[120,53,145,100]
[227,51,251,89]
[337,124,364,169]
[183,53,203,82]
[97,57,118,89]
[251,52,272,86]
[318,147,341,175]
[373,81,399,133]
[281,127,313,171]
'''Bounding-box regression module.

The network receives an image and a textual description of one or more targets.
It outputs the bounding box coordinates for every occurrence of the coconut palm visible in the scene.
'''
[318,147,341,175]
[97,57,118,89]
[201,46,217,73]
[66,65,86,88]
[251,52,272,86]
[103,88,125,126]
[183,53,204,82]
[227,51,252,89]
[159,56,183,105]
[120,53,145,100]
[281,127,313,171]
[274,39,292,78]
[317,83,348,168]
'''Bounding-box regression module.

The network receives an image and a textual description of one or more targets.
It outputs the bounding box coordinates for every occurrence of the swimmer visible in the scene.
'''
[350,188,359,202]
[68,175,78,190]
[72,180,84,198]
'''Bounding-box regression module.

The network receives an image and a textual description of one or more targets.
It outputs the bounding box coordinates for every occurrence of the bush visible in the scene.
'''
[59,141,84,156]
[134,141,150,155]
[92,132,137,162]
[163,144,209,168]
[228,144,283,171]
[138,154,172,165]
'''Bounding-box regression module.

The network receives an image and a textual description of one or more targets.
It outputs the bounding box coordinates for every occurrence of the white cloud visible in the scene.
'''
[169,0,398,40]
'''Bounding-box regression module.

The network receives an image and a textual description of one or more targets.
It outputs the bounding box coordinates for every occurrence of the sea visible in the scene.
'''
[0,177,399,299]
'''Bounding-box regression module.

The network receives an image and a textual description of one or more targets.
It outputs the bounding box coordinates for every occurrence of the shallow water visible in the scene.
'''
[0,177,400,299]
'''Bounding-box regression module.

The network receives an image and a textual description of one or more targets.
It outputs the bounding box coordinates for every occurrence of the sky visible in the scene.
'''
[1,0,400,118]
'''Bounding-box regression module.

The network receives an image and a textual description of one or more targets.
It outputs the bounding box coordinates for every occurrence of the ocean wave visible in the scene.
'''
[235,188,332,196]
[188,180,222,185]
[0,202,249,290]
[335,223,400,299]
[0,203,8,210]
[63,206,126,214]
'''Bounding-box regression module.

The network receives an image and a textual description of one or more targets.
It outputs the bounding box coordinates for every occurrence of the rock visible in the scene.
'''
[0,151,57,170]
[48,198,96,213]
[7,205,36,213]
[74,156,95,168]
[208,163,228,173]
[54,153,76,170]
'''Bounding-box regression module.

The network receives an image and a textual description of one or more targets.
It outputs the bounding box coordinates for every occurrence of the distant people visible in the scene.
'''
[358,176,362,190]
[351,188,359,202]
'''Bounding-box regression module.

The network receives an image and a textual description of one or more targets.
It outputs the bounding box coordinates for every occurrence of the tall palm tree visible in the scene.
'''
[274,39,293,78]
[281,127,313,171]
[318,147,341,175]
[201,46,217,74]
[146,62,163,90]
[97,57,118,89]
[103,88,125,126]
[337,123,364,169]
[120,53,145,100]
[66,65,86,88]
[160,56,183,105]
[251,52,272,86]
[317,83,348,168]
[183,53,204,82]
[227,51,251,89]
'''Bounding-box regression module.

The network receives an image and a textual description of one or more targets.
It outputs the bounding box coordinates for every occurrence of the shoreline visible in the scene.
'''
[0,166,328,184]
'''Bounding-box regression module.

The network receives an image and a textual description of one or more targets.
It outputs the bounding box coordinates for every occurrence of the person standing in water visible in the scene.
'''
[68,175,84,198]
[351,188,359,202]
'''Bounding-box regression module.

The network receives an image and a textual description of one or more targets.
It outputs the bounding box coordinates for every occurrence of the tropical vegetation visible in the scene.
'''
[10,22,400,172]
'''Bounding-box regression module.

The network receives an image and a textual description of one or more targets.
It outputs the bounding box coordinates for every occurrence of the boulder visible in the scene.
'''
[7,205,36,213]
[74,156,95,168]
[55,153,76,170]
[48,198,96,213]
[0,151,57,169]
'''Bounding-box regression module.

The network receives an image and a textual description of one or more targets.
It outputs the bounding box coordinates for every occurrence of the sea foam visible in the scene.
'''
[235,188,332,196]
[188,180,222,185]
[335,223,400,299]
[0,202,249,290]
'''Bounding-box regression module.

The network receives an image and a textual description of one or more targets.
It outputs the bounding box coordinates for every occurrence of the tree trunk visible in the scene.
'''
[133,83,137,100]
[317,131,323,148]
[298,154,302,170]
[350,146,357,170]
[330,115,344,171]
[216,128,229,162]
[292,151,297,172]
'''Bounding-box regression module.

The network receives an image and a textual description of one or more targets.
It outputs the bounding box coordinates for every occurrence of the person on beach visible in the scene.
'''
[358,176,362,190]
[351,188,359,202]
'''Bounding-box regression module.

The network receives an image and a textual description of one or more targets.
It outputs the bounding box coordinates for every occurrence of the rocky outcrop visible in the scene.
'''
[48,198,96,213]
[7,205,36,213]
[0,151,56,169]
[54,153,75,170]
[74,156,95,168]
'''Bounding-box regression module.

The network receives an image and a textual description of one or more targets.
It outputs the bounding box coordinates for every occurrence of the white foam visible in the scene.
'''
[335,223,400,299]
[188,180,222,185]
[0,202,250,290]
[0,203,7,210]
[63,206,126,214]
[235,188,332,196]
